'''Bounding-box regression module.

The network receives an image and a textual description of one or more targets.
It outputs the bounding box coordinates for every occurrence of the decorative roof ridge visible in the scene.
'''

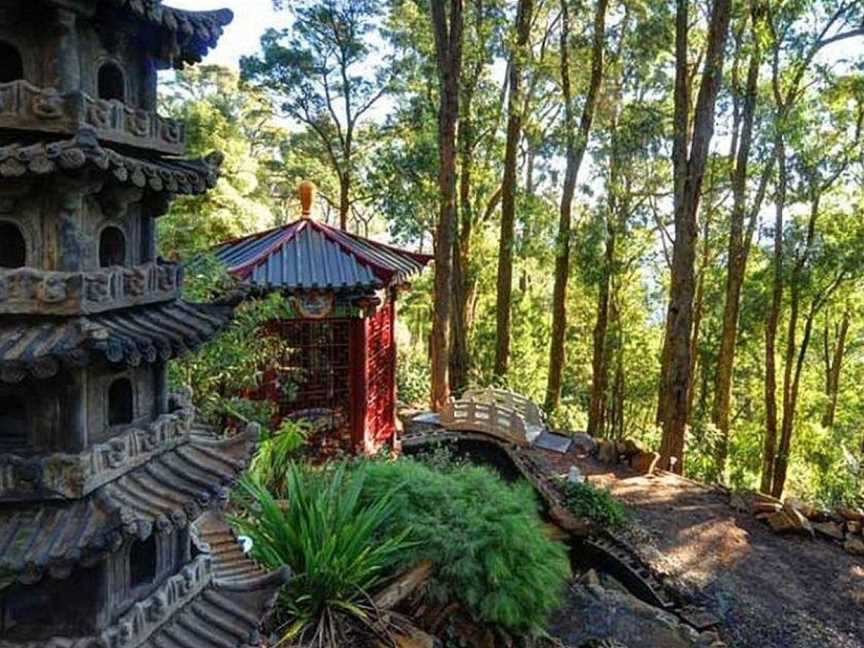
[304,218,396,284]
[228,220,309,279]
[0,298,236,384]
[316,218,434,265]
[101,0,234,28]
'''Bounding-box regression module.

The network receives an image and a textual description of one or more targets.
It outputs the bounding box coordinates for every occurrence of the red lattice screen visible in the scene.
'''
[364,301,396,446]
[258,319,351,419]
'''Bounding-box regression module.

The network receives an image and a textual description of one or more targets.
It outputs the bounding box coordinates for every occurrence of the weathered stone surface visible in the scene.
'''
[630,451,660,476]
[571,433,598,455]
[845,520,862,535]
[550,504,591,536]
[548,581,704,648]
[812,521,845,542]
[597,439,619,464]
[836,506,864,522]
[753,501,783,515]
[728,492,749,513]
[765,506,813,537]
[843,537,864,556]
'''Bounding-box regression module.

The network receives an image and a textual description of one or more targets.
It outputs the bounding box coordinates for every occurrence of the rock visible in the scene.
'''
[630,451,660,476]
[550,504,591,536]
[568,465,586,484]
[843,537,864,556]
[571,433,597,455]
[751,492,783,506]
[752,501,783,515]
[765,507,813,537]
[784,497,819,520]
[597,439,619,464]
[582,569,601,587]
[836,506,864,523]
[728,492,749,513]
[846,520,862,536]
[813,521,845,542]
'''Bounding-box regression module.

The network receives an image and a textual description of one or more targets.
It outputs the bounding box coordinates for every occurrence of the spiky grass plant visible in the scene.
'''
[232,463,411,647]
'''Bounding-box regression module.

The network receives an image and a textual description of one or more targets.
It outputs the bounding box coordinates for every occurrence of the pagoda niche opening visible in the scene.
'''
[108,377,134,426]
[98,62,126,102]
[0,222,26,268]
[99,226,126,267]
[129,535,157,588]
[0,393,27,451]
[0,42,23,84]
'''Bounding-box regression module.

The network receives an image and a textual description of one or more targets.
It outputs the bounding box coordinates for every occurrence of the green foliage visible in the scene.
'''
[396,348,431,406]
[563,481,631,529]
[169,277,294,425]
[249,420,313,492]
[355,458,570,635]
[231,464,411,646]
[158,66,282,257]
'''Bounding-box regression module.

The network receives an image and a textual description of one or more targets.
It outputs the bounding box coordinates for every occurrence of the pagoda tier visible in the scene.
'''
[0,299,234,383]
[0,0,290,645]
[0,418,257,587]
[0,131,220,195]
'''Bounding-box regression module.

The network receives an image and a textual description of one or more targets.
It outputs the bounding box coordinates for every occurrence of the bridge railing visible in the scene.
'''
[439,398,530,446]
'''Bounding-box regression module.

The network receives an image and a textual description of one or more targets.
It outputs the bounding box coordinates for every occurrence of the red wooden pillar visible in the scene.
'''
[349,316,369,452]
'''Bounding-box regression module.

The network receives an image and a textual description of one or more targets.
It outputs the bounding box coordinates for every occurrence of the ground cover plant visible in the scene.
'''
[563,481,631,529]
[356,458,571,636]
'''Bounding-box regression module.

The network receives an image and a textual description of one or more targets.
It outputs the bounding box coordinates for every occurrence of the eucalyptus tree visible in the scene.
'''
[494,0,534,379]
[429,0,465,410]
[545,0,609,413]
[658,0,733,473]
[761,0,864,494]
[241,0,391,230]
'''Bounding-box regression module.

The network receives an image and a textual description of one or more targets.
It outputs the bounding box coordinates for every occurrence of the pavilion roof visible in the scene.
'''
[212,218,433,295]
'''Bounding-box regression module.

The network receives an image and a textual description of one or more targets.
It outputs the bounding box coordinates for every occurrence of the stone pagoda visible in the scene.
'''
[0,2,288,646]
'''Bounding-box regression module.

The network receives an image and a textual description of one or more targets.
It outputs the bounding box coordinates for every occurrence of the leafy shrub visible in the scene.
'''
[355,458,570,635]
[563,481,630,528]
[231,464,411,646]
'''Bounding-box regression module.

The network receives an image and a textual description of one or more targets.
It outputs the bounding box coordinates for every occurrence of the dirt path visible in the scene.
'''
[532,448,864,648]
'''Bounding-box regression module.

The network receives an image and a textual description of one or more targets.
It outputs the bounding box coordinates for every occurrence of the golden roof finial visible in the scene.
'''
[298,180,316,219]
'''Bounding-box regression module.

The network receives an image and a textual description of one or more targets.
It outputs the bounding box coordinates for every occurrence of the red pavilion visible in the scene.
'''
[213,184,431,453]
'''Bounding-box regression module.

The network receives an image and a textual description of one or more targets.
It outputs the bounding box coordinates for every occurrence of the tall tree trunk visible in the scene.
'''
[588,221,615,437]
[659,0,733,473]
[494,0,533,379]
[546,0,609,411]
[761,131,786,492]
[449,82,478,396]
[772,192,820,497]
[657,0,693,430]
[712,3,764,472]
[430,0,464,411]
[822,311,850,428]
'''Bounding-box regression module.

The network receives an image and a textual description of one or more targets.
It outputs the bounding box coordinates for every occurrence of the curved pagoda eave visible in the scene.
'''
[0,423,259,589]
[43,0,234,69]
[0,298,234,384]
[0,131,222,197]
